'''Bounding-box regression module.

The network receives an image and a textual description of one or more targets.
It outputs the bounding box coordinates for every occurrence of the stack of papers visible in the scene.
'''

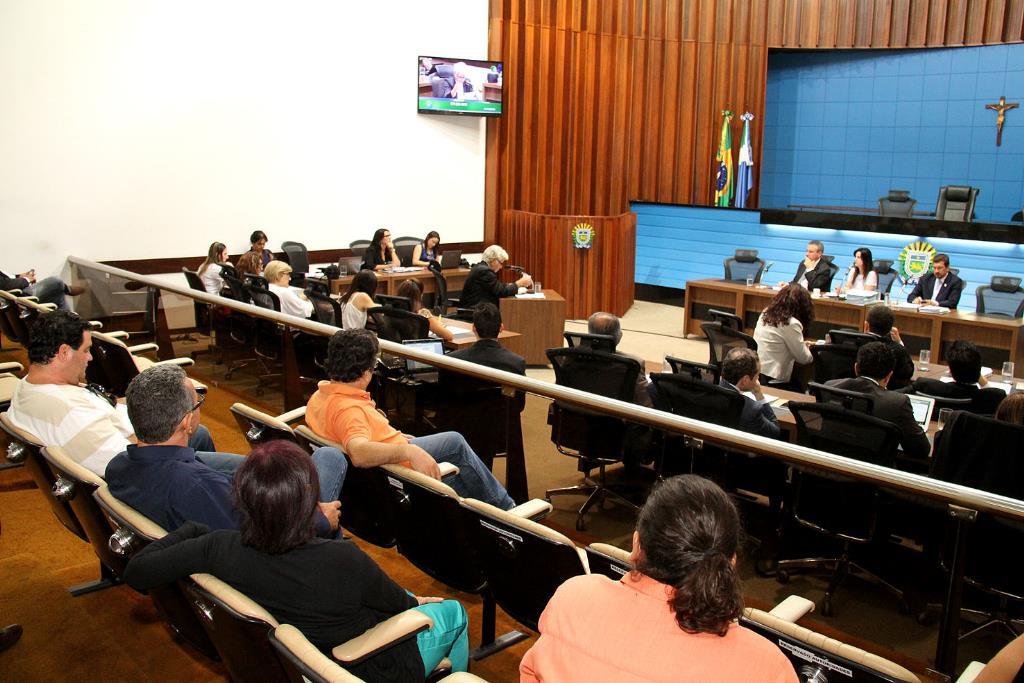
[514,292,546,299]
[919,305,950,314]
[845,289,880,306]
[443,325,474,337]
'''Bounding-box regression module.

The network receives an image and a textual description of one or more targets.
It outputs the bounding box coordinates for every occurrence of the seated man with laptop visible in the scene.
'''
[825,342,932,460]
[903,340,1006,415]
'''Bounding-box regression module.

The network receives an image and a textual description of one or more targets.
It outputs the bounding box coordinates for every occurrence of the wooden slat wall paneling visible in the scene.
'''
[945,0,969,44]
[927,0,950,44]
[1006,0,1024,42]
[965,0,991,44]
[908,0,931,45]
[983,0,1006,43]
[872,0,894,47]
[890,0,912,46]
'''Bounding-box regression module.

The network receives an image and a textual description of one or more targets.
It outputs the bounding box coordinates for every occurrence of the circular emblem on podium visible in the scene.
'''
[896,240,937,282]
[571,223,595,249]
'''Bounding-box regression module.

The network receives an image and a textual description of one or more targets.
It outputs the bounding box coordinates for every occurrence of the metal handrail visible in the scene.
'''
[69,256,1024,522]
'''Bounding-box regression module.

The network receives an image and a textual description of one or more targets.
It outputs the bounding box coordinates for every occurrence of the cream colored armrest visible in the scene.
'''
[438,462,459,478]
[508,498,552,520]
[956,662,985,683]
[127,342,160,354]
[106,330,132,340]
[88,320,105,330]
[332,610,433,664]
[276,406,307,423]
[188,378,207,393]
[22,295,38,302]
[768,595,815,622]
[39,302,57,311]
[6,289,21,295]
[439,674,490,682]
[152,357,195,368]
[0,362,24,374]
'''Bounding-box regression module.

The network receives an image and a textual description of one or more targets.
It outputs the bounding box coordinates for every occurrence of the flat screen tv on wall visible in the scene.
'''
[418,56,502,117]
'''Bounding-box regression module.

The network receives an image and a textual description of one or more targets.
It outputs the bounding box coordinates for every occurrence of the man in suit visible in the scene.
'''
[459,244,532,309]
[826,342,931,459]
[789,240,833,292]
[588,311,653,408]
[719,348,780,439]
[906,340,1005,415]
[907,253,963,309]
[447,303,526,375]
[864,305,914,390]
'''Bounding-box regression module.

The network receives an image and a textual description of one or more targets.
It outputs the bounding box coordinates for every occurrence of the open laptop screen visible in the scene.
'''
[402,338,445,373]
[907,394,935,428]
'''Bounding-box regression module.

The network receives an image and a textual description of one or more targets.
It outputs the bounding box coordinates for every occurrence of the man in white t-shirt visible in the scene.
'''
[8,310,241,477]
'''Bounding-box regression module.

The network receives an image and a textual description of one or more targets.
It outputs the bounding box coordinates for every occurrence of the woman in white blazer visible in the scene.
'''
[753,284,815,383]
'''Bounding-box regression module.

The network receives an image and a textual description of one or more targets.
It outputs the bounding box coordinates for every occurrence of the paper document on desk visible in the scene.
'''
[443,325,474,337]
[515,292,546,299]
[919,305,950,314]
[939,367,993,383]
[742,391,779,405]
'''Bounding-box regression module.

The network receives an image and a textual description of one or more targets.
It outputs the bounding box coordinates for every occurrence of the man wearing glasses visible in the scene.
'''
[458,244,533,309]
[8,311,241,477]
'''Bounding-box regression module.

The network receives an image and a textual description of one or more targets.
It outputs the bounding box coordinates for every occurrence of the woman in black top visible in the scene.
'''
[363,228,401,271]
[124,441,469,681]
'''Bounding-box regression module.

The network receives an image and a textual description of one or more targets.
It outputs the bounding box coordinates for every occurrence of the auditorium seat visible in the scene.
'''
[584,542,631,580]
[878,190,917,217]
[935,185,979,222]
[664,356,720,383]
[229,402,306,450]
[975,276,1024,318]
[0,362,22,412]
[87,330,204,398]
[722,249,766,284]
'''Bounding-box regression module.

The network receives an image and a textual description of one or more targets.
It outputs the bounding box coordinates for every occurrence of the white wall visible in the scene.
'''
[0,1,489,279]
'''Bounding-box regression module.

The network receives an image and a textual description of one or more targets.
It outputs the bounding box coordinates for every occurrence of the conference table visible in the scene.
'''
[442,318,525,357]
[328,267,471,297]
[683,278,1024,369]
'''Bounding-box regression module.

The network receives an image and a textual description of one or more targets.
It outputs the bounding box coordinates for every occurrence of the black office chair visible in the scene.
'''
[935,185,979,222]
[243,279,284,394]
[874,259,901,295]
[664,356,720,383]
[374,294,413,311]
[820,256,840,291]
[827,329,876,347]
[778,402,904,616]
[562,331,617,352]
[280,241,309,286]
[367,306,429,343]
[392,237,421,267]
[433,373,523,473]
[545,347,642,530]
[878,190,917,217]
[700,321,758,369]
[722,249,766,284]
[810,343,858,384]
[348,240,371,260]
[912,391,973,419]
[426,266,449,315]
[709,308,744,331]
[808,381,876,414]
[306,289,342,327]
[976,276,1024,318]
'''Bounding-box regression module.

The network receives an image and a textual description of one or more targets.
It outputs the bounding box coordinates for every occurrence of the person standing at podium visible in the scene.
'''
[459,245,533,308]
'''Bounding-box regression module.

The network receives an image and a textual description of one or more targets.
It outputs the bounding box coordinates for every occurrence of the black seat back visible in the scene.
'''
[709,308,744,331]
[722,249,766,283]
[873,260,900,294]
[348,240,371,260]
[827,329,876,347]
[562,331,617,352]
[280,241,309,275]
[375,294,413,311]
[665,356,720,383]
[976,275,1024,318]
[367,306,429,343]
[808,381,876,415]
[650,372,745,429]
[306,290,342,326]
[810,343,858,384]
[700,321,757,368]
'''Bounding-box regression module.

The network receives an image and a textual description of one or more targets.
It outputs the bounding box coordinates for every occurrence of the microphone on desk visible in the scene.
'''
[505,264,525,273]
[763,261,774,276]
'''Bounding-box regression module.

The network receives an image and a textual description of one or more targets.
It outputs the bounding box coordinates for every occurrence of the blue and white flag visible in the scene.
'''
[735,112,755,208]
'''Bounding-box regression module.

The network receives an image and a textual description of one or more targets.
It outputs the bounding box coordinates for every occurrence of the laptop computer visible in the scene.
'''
[439,250,462,269]
[337,256,362,275]
[402,338,446,374]
[907,394,936,428]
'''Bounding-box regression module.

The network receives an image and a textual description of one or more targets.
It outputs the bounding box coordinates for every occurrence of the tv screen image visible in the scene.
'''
[418,56,502,117]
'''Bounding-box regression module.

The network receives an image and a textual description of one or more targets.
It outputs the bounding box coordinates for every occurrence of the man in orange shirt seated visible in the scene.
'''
[305,329,516,510]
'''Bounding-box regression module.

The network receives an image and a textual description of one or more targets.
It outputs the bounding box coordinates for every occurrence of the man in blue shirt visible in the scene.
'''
[106,364,345,533]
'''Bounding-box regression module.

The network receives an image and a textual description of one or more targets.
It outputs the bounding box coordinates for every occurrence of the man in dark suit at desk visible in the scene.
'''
[826,342,931,460]
[447,303,526,375]
[907,253,963,309]
[905,340,1006,415]
[789,240,833,292]
[719,348,780,439]
[864,305,914,390]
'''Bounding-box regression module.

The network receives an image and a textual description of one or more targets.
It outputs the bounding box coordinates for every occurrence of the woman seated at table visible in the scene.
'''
[520,475,796,682]
[362,228,401,271]
[198,241,232,295]
[412,231,441,267]
[753,284,815,385]
[397,279,453,342]
[264,260,314,319]
[236,250,264,277]
[339,269,378,330]
[249,229,274,268]
[844,247,877,291]
[123,441,470,682]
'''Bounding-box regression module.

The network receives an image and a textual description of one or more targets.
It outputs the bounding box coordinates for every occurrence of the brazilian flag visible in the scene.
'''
[714,110,734,207]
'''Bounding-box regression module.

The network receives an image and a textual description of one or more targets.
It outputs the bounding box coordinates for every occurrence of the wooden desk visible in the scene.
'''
[500,290,566,366]
[683,278,1024,368]
[442,318,525,358]
[329,268,471,298]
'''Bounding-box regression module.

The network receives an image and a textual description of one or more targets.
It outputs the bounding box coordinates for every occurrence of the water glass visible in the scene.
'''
[919,349,931,372]
[533,281,542,294]
[937,408,952,430]
[883,292,891,306]
[338,264,348,277]
[1003,361,1016,382]
[746,275,754,287]
[812,288,821,299]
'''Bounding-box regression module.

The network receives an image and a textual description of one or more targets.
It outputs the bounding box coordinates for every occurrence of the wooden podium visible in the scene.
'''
[501,210,635,319]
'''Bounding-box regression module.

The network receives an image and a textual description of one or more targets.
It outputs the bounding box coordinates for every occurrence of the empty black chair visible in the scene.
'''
[243,279,284,393]
[935,185,979,222]
[878,190,917,217]
[820,255,840,291]
[348,240,371,260]
[700,321,757,369]
[375,294,413,311]
[426,266,449,315]
[664,356,720,383]
[975,276,1024,318]
[545,347,642,530]
[392,237,421,267]
[280,241,310,276]
[810,343,858,384]
[306,289,342,327]
[367,306,429,343]
[778,402,903,616]
[722,249,766,283]
[708,308,744,331]
[562,331,616,352]
[874,260,900,295]
[808,381,876,414]
[827,329,876,347]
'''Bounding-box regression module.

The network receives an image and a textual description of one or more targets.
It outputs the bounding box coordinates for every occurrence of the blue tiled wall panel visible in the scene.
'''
[763,45,1024,222]
[632,203,1024,314]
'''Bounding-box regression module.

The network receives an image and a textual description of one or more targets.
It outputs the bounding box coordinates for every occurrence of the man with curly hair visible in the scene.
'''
[305,329,516,510]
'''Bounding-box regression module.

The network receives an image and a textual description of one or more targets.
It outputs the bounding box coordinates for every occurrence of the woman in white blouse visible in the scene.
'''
[339,270,379,330]
[753,284,816,384]
[197,242,231,295]
[264,260,314,319]
[844,247,878,291]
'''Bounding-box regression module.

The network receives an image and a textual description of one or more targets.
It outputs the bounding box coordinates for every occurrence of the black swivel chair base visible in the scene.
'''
[545,465,642,531]
[67,561,121,597]
[776,545,904,618]
[959,596,1024,643]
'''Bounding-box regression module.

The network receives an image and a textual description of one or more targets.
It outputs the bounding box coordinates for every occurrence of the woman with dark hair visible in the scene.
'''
[844,247,877,291]
[753,284,815,384]
[123,441,470,682]
[249,230,273,267]
[411,231,441,267]
[198,242,231,294]
[996,393,1024,426]
[363,228,401,271]
[521,475,796,682]
[236,250,263,277]
[397,279,453,341]
[340,269,378,330]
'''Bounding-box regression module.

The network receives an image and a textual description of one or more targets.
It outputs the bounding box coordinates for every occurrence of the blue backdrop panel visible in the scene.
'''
[633,202,1024,314]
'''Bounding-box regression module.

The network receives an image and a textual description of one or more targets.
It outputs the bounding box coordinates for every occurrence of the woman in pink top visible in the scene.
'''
[520,475,797,683]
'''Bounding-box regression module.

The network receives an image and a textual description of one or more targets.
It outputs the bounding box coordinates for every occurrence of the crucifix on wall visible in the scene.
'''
[985,96,1019,146]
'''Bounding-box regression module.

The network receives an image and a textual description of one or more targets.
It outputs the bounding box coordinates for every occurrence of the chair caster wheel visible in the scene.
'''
[776,570,790,584]
[821,598,833,617]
